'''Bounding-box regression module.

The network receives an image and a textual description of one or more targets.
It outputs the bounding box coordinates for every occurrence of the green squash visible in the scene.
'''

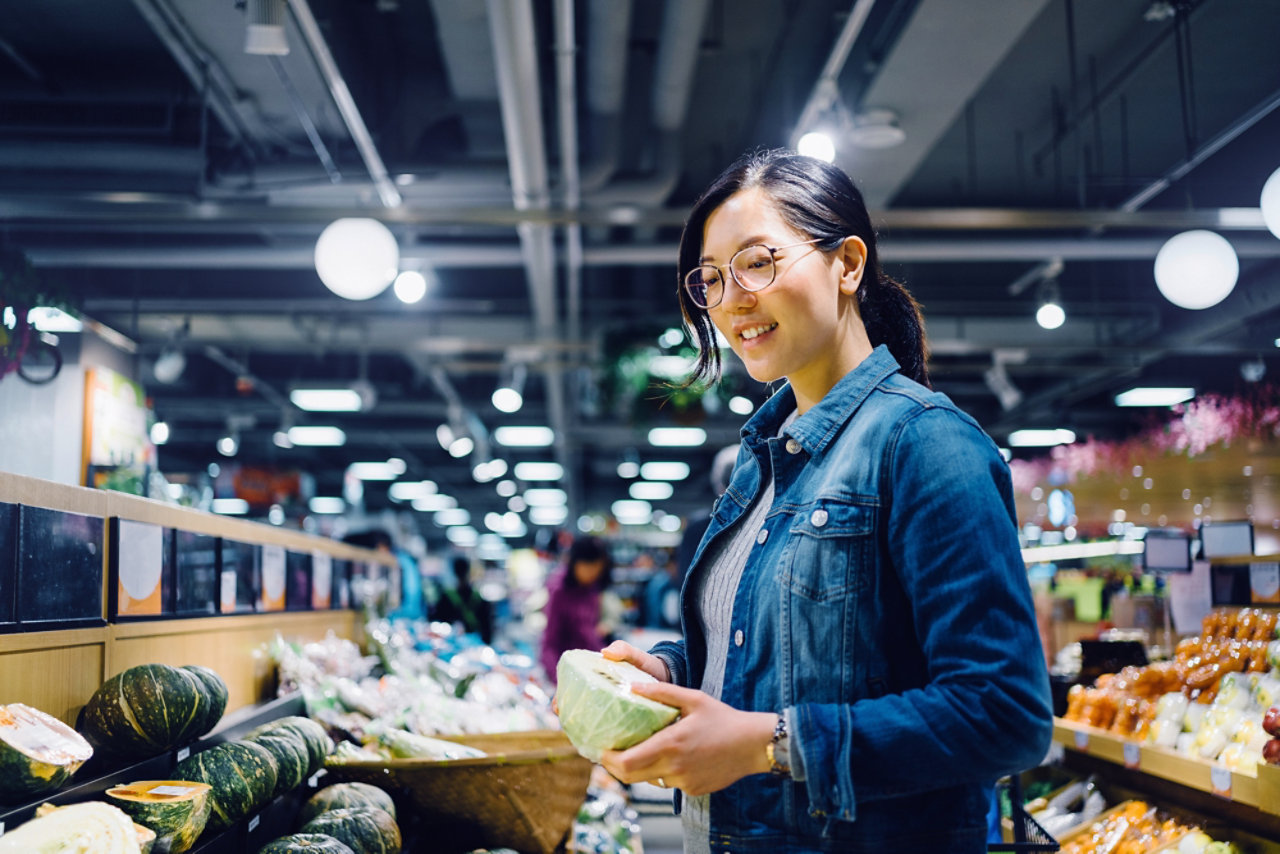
[105,779,212,854]
[299,807,401,854]
[173,740,279,833]
[246,729,310,796]
[248,716,332,776]
[80,664,206,758]
[181,665,229,738]
[0,703,94,802]
[258,834,356,854]
[299,783,396,825]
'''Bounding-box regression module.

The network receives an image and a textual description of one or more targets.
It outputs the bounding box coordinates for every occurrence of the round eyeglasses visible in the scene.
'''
[682,238,824,309]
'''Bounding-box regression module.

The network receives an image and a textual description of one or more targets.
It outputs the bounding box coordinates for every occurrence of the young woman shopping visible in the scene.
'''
[592,149,1052,852]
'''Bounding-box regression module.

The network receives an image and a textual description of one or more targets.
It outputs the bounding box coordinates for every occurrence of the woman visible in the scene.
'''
[593,150,1052,852]
[539,535,614,681]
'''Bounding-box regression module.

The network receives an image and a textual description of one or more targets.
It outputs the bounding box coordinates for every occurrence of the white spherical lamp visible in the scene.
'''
[314,218,399,300]
[797,132,836,163]
[1261,166,1280,240]
[1153,229,1238,310]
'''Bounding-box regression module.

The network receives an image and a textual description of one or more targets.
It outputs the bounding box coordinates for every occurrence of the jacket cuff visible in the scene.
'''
[784,706,807,782]
[794,702,858,824]
[648,642,687,687]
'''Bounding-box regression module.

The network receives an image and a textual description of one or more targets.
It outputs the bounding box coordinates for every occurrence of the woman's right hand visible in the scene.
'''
[601,640,671,683]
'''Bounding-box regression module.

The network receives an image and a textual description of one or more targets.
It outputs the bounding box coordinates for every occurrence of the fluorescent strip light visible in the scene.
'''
[1007,428,1076,448]
[346,459,407,480]
[658,514,683,532]
[308,497,346,514]
[290,388,364,412]
[212,498,249,515]
[612,499,653,525]
[524,488,567,507]
[629,481,674,500]
[495,479,517,497]
[434,508,471,527]
[729,395,754,415]
[389,480,437,501]
[446,526,479,547]
[1021,540,1144,564]
[513,461,563,481]
[287,426,347,446]
[494,426,556,447]
[617,460,640,478]
[150,421,170,445]
[648,427,707,447]
[412,494,457,512]
[529,505,569,526]
[1114,387,1196,407]
[640,461,690,481]
[28,306,82,333]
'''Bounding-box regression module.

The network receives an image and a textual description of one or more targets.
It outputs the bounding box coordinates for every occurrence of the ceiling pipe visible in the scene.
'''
[487,0,575,510]
[578,0,634,194]
[285,0,402,208]
[789,0,877,147]
[585,0,712,207]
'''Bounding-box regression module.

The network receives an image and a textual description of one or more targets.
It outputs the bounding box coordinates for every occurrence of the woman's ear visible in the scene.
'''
[838,236,868,295]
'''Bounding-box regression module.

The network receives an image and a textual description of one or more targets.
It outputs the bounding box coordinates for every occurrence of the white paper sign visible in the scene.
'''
[262,544,286,605]
[220,570,237,611]
[1250,562,1280,602]
[1073,730,1089,751]
[1123,742,1140,769]
[312,551,333,608]
[117,519,163,602]
[1168,560,1213,635]
[1210,765,1232,798]
[150,785,200,797]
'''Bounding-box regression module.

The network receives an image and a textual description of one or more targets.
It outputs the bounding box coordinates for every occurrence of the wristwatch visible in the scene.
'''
[765,713,791,777]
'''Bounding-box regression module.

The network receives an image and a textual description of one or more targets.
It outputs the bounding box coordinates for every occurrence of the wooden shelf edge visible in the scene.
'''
[1054,717,1269,812]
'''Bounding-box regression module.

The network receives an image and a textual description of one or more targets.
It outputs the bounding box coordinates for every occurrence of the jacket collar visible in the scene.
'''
[740,345,901,457]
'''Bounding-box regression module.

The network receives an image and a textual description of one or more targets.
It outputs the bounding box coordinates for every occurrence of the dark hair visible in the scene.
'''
[562,535,613,589]
[677,148,930,387]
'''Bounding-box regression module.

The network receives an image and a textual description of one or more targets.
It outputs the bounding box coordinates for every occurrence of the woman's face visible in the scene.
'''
[701,187,870,412]
[573,558,606,587]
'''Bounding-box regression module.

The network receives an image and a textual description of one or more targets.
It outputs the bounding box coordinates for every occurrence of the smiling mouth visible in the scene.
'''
[740,323,777,341]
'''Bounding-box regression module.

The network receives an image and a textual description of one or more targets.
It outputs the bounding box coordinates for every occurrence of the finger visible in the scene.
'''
[629,680,703,712]
[601,640,640,661]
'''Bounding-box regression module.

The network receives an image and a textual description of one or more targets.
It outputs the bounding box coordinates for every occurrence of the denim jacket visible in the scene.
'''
[651,346,1052,852]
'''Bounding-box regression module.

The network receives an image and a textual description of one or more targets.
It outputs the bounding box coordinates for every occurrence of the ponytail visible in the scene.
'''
[857,273,930,388]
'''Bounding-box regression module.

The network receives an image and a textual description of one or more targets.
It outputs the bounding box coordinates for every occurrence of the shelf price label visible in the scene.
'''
[1073,730,1089,751]
[1210,765,1232,799]
[248,814,261,832]
[1123,742,1140,769]
[176,746,191,762]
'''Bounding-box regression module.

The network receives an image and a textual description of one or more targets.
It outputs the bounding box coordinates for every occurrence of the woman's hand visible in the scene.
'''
[601,640,671,683]
[599,681,777,797]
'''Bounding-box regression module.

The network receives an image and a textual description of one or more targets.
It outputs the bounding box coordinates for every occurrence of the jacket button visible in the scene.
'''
[734,629,744,647]
[756,529,768,545]
[785,438,802,454]
[811,509,828,527]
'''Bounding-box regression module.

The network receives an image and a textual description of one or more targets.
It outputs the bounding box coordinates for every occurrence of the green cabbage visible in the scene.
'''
[555,650,679,762]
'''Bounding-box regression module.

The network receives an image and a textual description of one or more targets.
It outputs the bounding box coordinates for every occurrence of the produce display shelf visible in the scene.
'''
[1052,718,1267,812]
[0,693,308,841]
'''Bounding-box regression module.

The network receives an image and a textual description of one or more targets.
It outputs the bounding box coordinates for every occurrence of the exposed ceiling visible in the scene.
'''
[3,0,1280,547]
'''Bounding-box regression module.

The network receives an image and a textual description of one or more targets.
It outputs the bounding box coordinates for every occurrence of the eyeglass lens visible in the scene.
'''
[685,246,776,308]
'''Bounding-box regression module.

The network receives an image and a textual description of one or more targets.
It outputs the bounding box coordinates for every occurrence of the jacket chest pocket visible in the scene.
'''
[783,501,874,603]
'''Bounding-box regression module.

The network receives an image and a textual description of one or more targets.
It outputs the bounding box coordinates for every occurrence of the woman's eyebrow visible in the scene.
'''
[700,234,773,264]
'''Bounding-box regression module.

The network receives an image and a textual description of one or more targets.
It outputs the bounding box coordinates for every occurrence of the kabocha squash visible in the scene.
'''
[299,807,402,854]
[79,664,207,758]
[248,716,333,776]
[246,728,311,796]
[258,834,356,854]
[105,780,212,854]
[181,665,228,737]
[0,801,147,853]
[299,782,396,825]
[0,702,94,802]
[173,740,279,833]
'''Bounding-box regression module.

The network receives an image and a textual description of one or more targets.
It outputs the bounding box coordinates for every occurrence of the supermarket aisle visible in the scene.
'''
[633,783,681,854]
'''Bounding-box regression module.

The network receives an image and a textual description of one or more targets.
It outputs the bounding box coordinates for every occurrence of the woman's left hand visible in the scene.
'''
[599,681,777,797]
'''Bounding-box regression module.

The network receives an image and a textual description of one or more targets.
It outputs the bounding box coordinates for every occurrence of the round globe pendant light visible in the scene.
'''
[314,218,399,300]
[1261,166,1280,240]
[1153,229,1238,310]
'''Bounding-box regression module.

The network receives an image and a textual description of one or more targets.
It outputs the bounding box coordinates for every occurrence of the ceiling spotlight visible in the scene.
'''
[492,363,527,413]
[1035,280,1065,330]
[314,218,400,301]
[393,269,429,304]
[1261,166,1280,240]
[152,346,187,384]
[797,131,836,163]
[1241,358,1267,383]
[1154,230,1238,310]
[150,421,170,446]
[217,432,240,457]
[728,395,754,416]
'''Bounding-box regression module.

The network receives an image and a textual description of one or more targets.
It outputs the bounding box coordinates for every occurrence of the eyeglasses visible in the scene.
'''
[682,238,824,309]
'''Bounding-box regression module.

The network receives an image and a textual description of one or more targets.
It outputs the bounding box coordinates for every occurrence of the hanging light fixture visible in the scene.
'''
[1260,166,1280,240]
[1035,280,1066,330]
[491,363,527,413]
[797,131,836,163]
[1153,230,1239,310]
[314,218,400,300]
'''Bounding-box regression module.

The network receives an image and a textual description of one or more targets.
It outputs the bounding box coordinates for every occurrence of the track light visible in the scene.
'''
[244,0,289,55]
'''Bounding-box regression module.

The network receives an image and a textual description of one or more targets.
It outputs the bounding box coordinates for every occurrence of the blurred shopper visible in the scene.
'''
[434,555,494,643]
[539,535,613,681]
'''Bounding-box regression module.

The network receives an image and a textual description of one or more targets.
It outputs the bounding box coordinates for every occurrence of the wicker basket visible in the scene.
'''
[323,730,592,854]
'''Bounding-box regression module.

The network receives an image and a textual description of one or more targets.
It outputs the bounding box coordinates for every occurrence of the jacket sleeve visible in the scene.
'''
[647,639,689,687]
[791,406,1053,822]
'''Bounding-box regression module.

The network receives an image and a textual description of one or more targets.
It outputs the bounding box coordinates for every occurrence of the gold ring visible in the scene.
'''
[657,777,667,788]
